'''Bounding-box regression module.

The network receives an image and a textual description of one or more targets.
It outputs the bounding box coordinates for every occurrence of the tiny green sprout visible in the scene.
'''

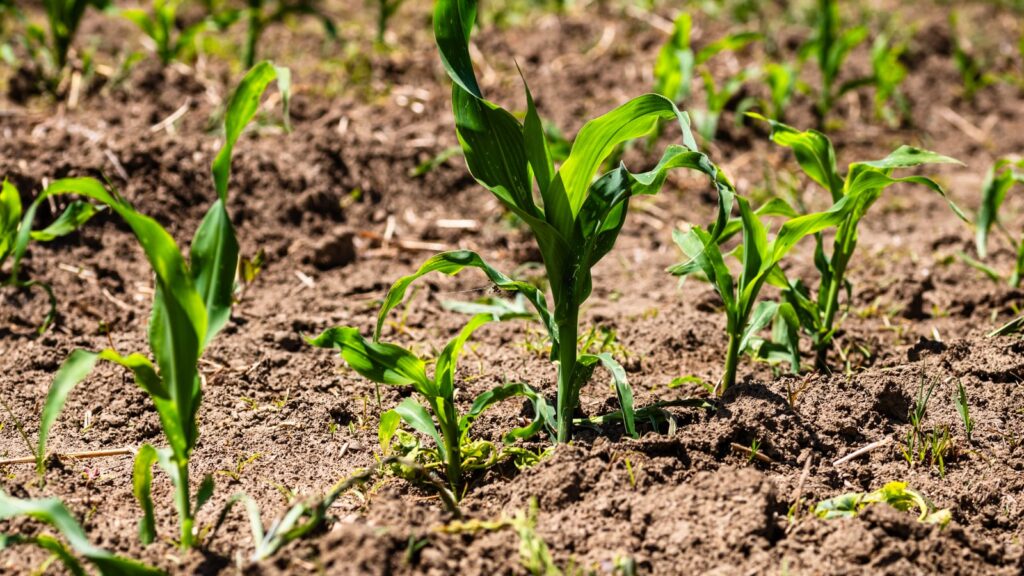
[814,481,951,526]
[36,62,289,550]
[623,455,636,488]
[120,0,213,65]
[0,491,160,575]
[422,0,734,442]
[216,452,262,483]
[954,380,974,443]
[310,314,552,500]
[749,115,965,370]
[748,439,762,463]
[0,178,100,333]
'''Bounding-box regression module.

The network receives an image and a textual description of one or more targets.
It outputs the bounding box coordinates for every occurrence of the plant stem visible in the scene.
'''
[176,461,194,549]
[721,331,741,395]
[555,310,579,444]
[439,399,462,497]
[817,222,855,370]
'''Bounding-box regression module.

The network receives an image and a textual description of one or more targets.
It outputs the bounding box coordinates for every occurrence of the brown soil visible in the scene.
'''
[2,1,1024,574]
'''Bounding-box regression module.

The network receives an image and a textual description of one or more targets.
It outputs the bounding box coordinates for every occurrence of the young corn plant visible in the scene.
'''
[0,491,160,575]
[654,13,759,106]
[869,32,910,127]
[653,12,760,144]
[965,158,1024,287]
[310,313,551,499]
[423,0,732,442]
[241,0,336,69]
[750,115,965,370]
[121,0,212,65]
[803,0,870,123]
[949,12,997,102]
[373,0,405,45]
[758,62,799,122]
[1,179,100,332]
[21,0,109,94]
[35,62,288,550]
[669,187,852,394]
[692,67,759,145]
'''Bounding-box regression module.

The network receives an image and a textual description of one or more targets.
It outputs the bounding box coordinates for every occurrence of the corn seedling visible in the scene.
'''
[212,467,373,561]
[954,380,974,443]
[19,0,109,94]
[965,158,1024,288]
[804,0,870,123]
[758,62,799,122]
[35,63,289,550]
[950,12,997,101]
[418,0,733,442]
[120,0,213,65]
[750,115,965,370]
[0,491,160,575]
[373,0,405,45]
[669,182,853,394]
[0,179,100,332]
[869,32,910,127]
[310,313,552,499]
[653,13,760,144]
[241,0,336,69]
[814,481,951,526]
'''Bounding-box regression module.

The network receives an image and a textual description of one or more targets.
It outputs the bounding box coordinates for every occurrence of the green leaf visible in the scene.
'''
[29,201,99,242]
[0,179,22,261]
[462,382,553,441]
[132,444,159,545]
[748,114,844,201]
[42,177,206,459]
[194,474,215,516]
[0,491,162,575]
[378,410,401,455]
[375,251,555,355]
[394,397,446,459]
[590,353,636,439]
[37,350,100,478]
[211,61,280,200]
[189,202,238,347]
[556,94,696,216]
[975,159,1024,258]
[739,301,778,354]
[307,327,434,396]
[695,32,761,65]
[436,314,497,399]
[670,226,736,313]
[194,62,284,346]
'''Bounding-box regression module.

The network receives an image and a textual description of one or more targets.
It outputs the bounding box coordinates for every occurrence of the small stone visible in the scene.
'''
[310,226,356,270]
